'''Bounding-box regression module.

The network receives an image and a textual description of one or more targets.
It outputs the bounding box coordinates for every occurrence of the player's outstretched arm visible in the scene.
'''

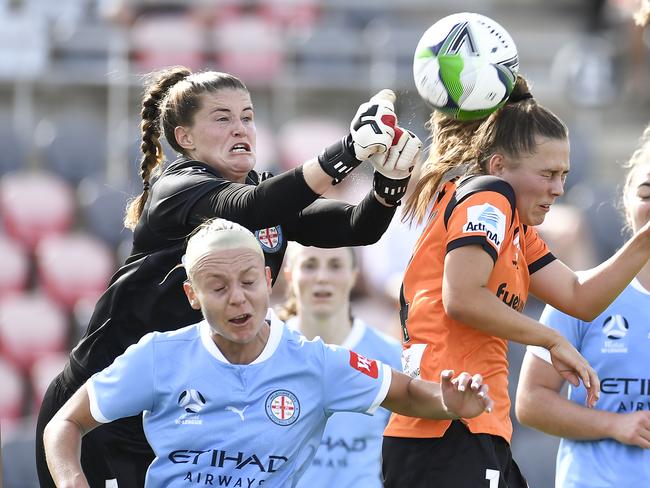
[43,385,101,488]
[381,369,493,420]
[302,89,398,195]
[516,352,650,448]
[530,221,650,323]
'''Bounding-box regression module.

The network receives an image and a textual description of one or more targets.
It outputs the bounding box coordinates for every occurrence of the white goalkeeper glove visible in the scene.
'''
[370,128,422,205]
[349,89,397,160]
[318,89,399,184]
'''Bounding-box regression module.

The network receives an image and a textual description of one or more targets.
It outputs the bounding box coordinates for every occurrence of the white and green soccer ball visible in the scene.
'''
[413,12,519,121]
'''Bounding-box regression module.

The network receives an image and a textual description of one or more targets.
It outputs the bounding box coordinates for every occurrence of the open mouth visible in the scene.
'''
[230,143,250,153]
[313,291,333,299]
[229,313,252,325]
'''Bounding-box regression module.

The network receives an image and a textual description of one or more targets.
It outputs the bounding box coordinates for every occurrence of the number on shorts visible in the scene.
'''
[485,469,499,488]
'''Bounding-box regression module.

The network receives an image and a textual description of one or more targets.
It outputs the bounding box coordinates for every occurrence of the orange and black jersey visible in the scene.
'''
[66,158,396,388]
[385,175,555,443]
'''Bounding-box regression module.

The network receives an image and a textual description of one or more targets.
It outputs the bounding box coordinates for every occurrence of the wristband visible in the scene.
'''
[373,171,411,206]
[317,135,362,185]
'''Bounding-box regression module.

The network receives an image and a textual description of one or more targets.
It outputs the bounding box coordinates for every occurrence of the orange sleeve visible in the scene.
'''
[523,225,556,274]
[445,190,514,263]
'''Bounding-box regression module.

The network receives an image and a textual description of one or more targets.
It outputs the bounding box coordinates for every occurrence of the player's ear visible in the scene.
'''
[487,153,506,176]
[175,126,195,151]
[183,280,201,310]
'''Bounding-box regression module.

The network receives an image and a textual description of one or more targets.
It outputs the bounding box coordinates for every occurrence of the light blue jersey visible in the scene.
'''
[287,318,401,488]
[530,279,650,488]
[87,311,392,488]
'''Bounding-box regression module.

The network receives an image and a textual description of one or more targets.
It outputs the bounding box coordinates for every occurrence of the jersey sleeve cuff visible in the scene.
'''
[446,236,498,263]
[87,378,111,424]
[526,345,552,363]
[367,363,392,415]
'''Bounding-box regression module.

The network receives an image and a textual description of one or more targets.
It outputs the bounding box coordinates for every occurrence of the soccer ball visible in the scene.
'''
[413,12,519,121]
[178,389,206,414]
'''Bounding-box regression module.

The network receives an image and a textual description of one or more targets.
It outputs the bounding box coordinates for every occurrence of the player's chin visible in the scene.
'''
[526,211,546,226]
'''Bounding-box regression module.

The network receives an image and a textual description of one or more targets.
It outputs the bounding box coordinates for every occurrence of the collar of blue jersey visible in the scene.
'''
[199,308,283,364]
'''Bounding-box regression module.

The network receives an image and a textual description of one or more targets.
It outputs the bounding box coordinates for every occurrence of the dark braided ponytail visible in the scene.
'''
[124,66,191,230]
[124,67,248,230]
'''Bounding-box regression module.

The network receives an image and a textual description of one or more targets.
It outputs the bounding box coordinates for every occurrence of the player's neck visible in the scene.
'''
[213,322,271,364]
[297,309,352,346]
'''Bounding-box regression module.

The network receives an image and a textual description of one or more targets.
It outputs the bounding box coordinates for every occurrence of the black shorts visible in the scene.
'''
[36,372,154,488]
[382,420,528,488]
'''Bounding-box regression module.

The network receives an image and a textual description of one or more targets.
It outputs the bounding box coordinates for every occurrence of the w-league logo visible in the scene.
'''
[178,389,206,414]
[602,315,629,340]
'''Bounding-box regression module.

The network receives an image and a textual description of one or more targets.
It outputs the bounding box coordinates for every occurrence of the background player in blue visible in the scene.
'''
[35,66,423,487]
[44,218,493,488]
[278,243,401,487]
[516,124,650,487]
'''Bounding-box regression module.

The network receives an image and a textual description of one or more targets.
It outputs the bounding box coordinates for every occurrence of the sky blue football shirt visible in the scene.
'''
[529,280,650,487]
[87,311,392,487]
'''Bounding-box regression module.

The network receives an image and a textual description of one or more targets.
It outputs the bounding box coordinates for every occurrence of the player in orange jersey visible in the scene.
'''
[382,75,650,488]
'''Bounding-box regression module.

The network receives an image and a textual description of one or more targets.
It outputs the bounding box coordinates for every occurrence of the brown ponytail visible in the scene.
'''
[403,75,567,225]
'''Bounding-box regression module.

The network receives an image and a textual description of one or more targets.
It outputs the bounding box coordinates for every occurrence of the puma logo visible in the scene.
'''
[225,405,249,421]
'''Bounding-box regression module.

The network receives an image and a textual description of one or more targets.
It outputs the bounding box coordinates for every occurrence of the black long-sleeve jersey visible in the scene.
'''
[64,158,396,387]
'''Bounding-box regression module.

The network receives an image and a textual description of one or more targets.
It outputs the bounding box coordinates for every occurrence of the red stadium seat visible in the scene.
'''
[130,13,206,73]
[0,171,75,251]
[35,232,115,311]
[277,117,347,170]
[0,292,68,371]
[30,351,68,412]
[211,13,284,82]
[0,235,30,298]
[258,0,320,31]
[0,357,25,429]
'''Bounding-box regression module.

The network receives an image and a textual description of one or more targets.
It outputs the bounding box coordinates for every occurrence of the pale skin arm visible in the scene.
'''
[443,245,599,406]
[516,353,650,448]
[529,220,650,322]
[381,369,493,420]
[43,385,101,488]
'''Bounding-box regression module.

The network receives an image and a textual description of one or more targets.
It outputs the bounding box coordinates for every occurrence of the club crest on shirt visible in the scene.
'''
[463,203,506,251]
[255,226,283,253]
[265,389,300,426]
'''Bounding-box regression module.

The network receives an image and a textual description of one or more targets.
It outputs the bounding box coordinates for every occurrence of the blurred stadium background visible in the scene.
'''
[0,0,648,486]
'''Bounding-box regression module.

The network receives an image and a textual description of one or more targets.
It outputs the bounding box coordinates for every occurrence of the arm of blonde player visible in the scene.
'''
[381,369,493,420]
[43,385,102,488]
[444,245,600,407]
[516,352,650,448]
[529,220,650,323]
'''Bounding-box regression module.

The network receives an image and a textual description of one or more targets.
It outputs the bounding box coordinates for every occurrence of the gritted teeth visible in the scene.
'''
[231,143,250,152]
